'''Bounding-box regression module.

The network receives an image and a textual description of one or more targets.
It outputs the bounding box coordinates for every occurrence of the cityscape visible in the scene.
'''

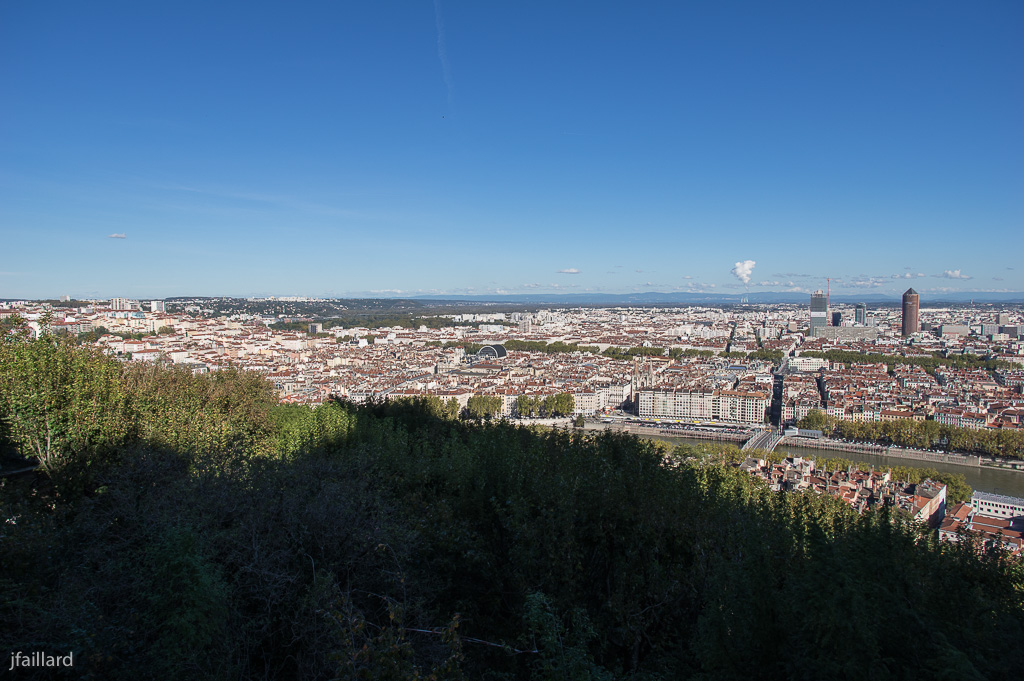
[4,291,1021,428]
[3,1,1023,678]
[4,289,1024,554]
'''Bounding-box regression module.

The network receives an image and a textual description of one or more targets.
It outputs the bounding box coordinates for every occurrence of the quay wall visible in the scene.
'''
[605,423,749,443]
[777,437,980,468]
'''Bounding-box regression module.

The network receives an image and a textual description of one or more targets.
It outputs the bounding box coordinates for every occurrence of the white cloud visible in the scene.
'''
[731,259,756,285]
[940,269,972,280]
[107,233,127,239]
[557,268,580,274]
[849,277,888,288]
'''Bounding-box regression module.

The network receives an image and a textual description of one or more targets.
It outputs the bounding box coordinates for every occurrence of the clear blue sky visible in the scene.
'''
[1,1,1021,299]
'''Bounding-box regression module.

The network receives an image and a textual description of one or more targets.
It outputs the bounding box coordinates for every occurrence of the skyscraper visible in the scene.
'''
[809,290,828,336]
[902,288,919,337]
[855,303,867,325]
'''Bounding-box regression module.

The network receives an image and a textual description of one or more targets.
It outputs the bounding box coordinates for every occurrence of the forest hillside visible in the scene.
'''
[2,338,1022,680]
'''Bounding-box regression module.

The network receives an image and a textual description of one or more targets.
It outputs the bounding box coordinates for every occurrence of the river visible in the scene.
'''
[650,436,1024,498]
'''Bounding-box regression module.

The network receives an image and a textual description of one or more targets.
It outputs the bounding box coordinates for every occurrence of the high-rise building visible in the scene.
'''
[809,290,828,336]
[150,300,166,313]
[855,303,867,325]
[831,311,842,327]
[902,288,919,337]
[111,297,132,310]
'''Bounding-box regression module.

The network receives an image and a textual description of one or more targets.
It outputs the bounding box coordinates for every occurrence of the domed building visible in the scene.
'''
[476,344,507,359]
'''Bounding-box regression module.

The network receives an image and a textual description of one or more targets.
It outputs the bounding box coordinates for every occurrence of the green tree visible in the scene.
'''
[797,409,826,431]
[466,394,502,420]
[0,336,135,494]
[0,313,31,342]
[516,394,541,418]
[539,392,575,417]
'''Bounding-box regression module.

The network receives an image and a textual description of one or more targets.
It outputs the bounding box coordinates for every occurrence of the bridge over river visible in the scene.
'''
[741,429,783,453]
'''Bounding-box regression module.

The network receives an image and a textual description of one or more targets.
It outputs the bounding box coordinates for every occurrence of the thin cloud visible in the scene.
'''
[557,268,580,274]
[849,277,888,288]
[107,233,127,239]
[939,269,972,280]
[434,0,454,109]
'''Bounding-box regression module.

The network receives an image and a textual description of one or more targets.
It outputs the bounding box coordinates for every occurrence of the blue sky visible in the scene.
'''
[1,1,1021,300]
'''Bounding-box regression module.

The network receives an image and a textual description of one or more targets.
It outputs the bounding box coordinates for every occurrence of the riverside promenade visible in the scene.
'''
[776,436,981,468]
[584,421,990,470]
[587,421,749,444]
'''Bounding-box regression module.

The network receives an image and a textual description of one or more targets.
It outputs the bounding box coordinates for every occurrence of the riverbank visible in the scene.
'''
[583,421,749,443]
[581,421,1024,496]
[776,436,982,468]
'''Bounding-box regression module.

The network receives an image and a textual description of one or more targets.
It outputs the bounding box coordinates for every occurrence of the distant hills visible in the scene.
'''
[406,291,1024,305]
[6,291,1023,307]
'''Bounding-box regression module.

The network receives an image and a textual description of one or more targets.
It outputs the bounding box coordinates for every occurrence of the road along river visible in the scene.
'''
[581,422,1024,497]
[661,436,1024,498]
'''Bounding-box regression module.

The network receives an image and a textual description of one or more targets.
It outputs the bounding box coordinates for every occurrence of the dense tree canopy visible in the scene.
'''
[797,409,1024,460]
[800,349,1009,373]
[1,338,1022,680]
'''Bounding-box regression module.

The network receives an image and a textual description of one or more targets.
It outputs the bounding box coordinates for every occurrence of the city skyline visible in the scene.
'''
[2,1,1021,300]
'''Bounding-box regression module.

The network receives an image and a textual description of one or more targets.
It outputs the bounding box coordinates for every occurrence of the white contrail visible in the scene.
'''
[731,260,756,286]
[434,0,454,109]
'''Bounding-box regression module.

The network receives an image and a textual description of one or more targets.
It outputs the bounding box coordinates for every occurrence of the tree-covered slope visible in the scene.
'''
[1,338,1021,680]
